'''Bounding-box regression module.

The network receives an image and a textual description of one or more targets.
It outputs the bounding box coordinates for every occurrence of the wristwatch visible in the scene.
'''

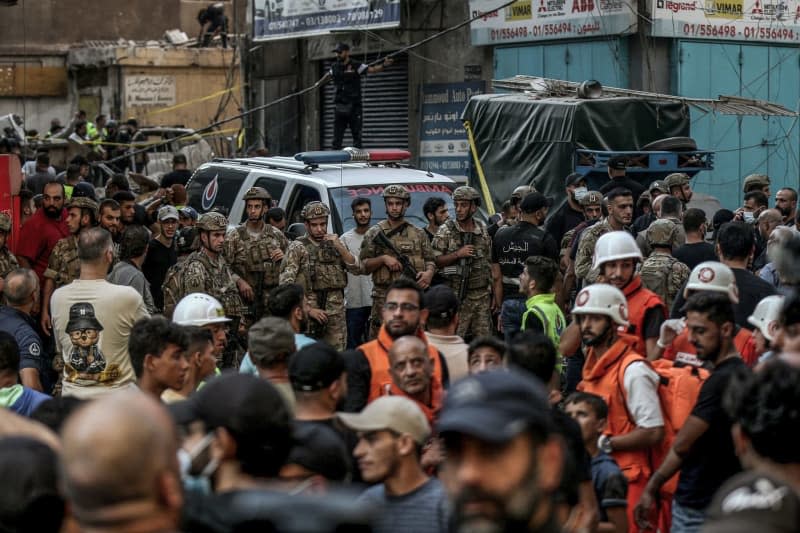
[598,434,613,454]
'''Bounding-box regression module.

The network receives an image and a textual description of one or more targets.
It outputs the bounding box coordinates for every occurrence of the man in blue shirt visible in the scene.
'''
[0,331,49,417]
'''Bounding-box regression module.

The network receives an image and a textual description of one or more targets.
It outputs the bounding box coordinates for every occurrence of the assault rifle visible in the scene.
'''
[458,232,474,301]
[372,229,418,280]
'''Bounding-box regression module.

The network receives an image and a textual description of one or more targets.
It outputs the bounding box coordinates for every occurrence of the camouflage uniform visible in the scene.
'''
[574,219,616,284]
[639,218,690,311]
[431,187,492,338]
[43,197,99,289]
[0,214,18,279]
[224,187,289,322]
[360,185,436,339]
[279,202,357,351]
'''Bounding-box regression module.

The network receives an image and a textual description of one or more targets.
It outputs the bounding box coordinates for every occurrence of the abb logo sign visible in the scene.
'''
[572,0,595,12]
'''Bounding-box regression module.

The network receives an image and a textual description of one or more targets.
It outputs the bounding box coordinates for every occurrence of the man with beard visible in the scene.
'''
[361,185,436,339]
[774,187,797,226]
[224,187,288,323]
[279,201,357,351]
[341,197,374,348]
[143,206,179,312]
[665,173,694,207]
[546,172,589,246]
[97,199,121,242]
[437,370,564,533]
[17,180,69,284]
[41,196,97,336]
[432,186,492,339]
[0,214,19,283]
[112,191,139,228]
[346,277,448,412]
[423,197,449,242]
[572,284,665,531]
[635,292,747,533]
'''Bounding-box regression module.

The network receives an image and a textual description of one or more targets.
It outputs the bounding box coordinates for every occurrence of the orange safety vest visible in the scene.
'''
[578,333,656,486]
[359,326,445,424]
[622,275,666,354]
[663,326,758,367]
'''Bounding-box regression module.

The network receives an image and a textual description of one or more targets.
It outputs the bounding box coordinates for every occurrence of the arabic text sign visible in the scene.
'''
[254,0,401,41]
[124,76,176,107]
[419,82,485,177]
[469,0,637,45]
[652,0,800,43]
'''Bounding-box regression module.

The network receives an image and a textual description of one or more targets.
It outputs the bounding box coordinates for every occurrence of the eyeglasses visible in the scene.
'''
[383,302,419,312]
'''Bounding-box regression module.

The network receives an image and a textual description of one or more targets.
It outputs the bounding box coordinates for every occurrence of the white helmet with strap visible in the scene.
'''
[592,231,643,270]
[683,261,739,304]
[571,284,629,327]
[172,293,231,326]
[747,295,784,343]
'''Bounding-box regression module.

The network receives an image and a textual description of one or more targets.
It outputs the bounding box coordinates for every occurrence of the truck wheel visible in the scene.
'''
[641,137,697,151]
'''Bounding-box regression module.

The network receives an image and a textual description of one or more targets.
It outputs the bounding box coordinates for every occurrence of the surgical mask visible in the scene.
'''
[743,211,755,223]
[573,187,588,201]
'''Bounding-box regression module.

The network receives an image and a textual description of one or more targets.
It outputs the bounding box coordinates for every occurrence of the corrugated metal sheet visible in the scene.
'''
[320,54,408,150]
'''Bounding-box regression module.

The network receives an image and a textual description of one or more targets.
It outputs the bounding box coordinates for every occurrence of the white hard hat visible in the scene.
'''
[683,261,739,304]
[592,231,643,270]
[571,284,630,327]
[172,293,231,326]
[747,295,784,343]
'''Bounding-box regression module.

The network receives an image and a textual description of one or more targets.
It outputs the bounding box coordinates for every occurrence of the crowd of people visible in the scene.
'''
[0,147,797,533]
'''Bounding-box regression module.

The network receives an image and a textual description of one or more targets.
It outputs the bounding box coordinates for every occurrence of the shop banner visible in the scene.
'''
[419,82,485,178]
[469,0,637,45]
[652,0,800,43]
[254,0,401,41]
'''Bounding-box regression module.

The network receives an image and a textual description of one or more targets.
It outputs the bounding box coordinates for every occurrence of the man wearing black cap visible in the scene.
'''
[492,192,559,344]
[437,370,565,533]
[545,172,589,246]
[161,153,193,189]
[424,285,469,381]
[599,156,646,204]
[317,43,394,150]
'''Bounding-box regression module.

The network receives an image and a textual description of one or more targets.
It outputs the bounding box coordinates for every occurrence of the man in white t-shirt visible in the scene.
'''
[340,196,373,349]
[51,227,149,398]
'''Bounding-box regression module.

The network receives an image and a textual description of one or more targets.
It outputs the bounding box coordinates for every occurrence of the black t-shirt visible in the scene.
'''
[670,267,776,328]
[674,357,749,510]
[142,237,177,311]
[673,242,717,270]
[545,202,585,248]
[632,212,656,234]
[599,177,647,203]
[329,59,368,105]
[296,418,361,483]
[161,168,193,188]
[491,221,559,298]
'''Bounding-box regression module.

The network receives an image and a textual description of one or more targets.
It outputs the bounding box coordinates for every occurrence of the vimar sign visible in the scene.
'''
[124,76,177,107]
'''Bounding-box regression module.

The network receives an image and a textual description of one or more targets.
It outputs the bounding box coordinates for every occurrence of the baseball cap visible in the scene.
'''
[436,370,553,443]
[333,42,350,52]
[179,206,198,220]
[564,172,585,187]
[338,396,431,444]
[608,156,628,170]
[519,192,553,214]
[287,423,351,482]
[424,285,459,321]
[158,205,179,221]
[71,181,97,201]
[289,343,345,392]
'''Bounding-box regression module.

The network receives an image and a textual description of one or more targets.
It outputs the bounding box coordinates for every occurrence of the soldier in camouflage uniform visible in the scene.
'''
[279,201,358,350]
[639,218,690,311]
[431,186,491,339]
[664,172,693,206]
[743,173,770,197]
[0,213,19,283]
[224,187,288,322]
[360,185,436,339]
[561,190,603,307]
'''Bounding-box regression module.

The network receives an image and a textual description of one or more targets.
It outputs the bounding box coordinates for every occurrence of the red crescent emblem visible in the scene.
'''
[576,290,590,306]
[698,267,715,283]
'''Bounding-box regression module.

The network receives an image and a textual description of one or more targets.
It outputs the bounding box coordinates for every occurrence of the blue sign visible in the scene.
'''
[254,0,401,41]
[419,82,486,178]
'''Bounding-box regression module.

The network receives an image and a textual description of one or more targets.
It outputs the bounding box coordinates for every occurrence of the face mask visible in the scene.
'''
[573,187,588,201]
[743,211,755,223]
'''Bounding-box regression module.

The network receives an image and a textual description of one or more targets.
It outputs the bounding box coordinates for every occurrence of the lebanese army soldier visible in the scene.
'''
[224,186,288,322]
[0,213,19,283]
[664,172,693,206]
[508,184,536,211]
[360,185,436,339]
[432,186,491,339]
[562,190,603,305]
[279,201,357,350]
[574,187,634,284]
[639,219,690,311]
[743,173,770,197]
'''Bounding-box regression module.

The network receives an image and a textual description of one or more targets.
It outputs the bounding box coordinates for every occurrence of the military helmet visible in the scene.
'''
[664,173,690,189]
[571,284,629,327]
[0,213,11,233]
[301,201,330,220]
[580,190,603,207]
[743,173,770,193]
[510,185,537,200]
[452,186,481,204]
[649,180,667,194]
[197,211,229,231]
[646,218,678,247]
[67,196,98,217]
[243,186,272,202]
[382,185,410,201]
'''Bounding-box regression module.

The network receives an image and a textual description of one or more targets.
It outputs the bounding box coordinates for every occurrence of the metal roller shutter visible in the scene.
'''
[320,54,409,150]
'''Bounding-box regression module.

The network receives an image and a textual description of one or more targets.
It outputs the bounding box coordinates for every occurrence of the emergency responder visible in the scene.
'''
[431,186,491,339]
[0,213,19,282]
[224,187,288,322]
[172,292,231,363]
[279,201,357,351]
[742,173,770,197]
[360,185,436,339]
[574,187,634,284]
[664,172,693,206]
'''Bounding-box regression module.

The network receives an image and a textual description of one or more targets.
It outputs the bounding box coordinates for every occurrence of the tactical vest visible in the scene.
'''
[371,221,427,287]
[236,225,281,287]
[440,219,491,293]
[300,236,347,292]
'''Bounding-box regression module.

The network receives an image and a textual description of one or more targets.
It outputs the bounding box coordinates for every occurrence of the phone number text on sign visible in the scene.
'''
[489,22,603,40]
[681,23,797,41]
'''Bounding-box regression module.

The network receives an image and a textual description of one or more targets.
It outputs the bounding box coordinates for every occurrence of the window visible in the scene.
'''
[186,166,249,216]
[286,185,322,225]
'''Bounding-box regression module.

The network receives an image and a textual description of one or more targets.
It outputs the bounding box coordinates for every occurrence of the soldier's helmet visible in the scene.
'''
[510,185,537,201]
[646,218,679,247]
[664,172,690,189]
[0,213,11,233]
[197,212,229,231]
[382,185,410,201]
[243,186,272,202]
[173,293,231,326]
[580,190,603,207]
[571,284,629,327]
[301,201,331,220]
[649,180,667,194]
[452,186,481,206]
[743,173,770,193]
[683,261,739,303]
[67,196,99,217]
[592,231,642,270]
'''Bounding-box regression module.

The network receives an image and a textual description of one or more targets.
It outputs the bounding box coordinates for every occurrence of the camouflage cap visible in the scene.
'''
[664,173,690,188]
[579,190,603,207]
[511,185,537,200]
[67,196,98,215]
[649,180,667,194]
[197,211,229,231]
[452,186,481,202]
[646,218,679,247]
[382,184,410,200]
[301,201,330,220]
[743,173,770,192]
[639,190,652,202]
[0,213,10,232]
[243,186,272,201]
